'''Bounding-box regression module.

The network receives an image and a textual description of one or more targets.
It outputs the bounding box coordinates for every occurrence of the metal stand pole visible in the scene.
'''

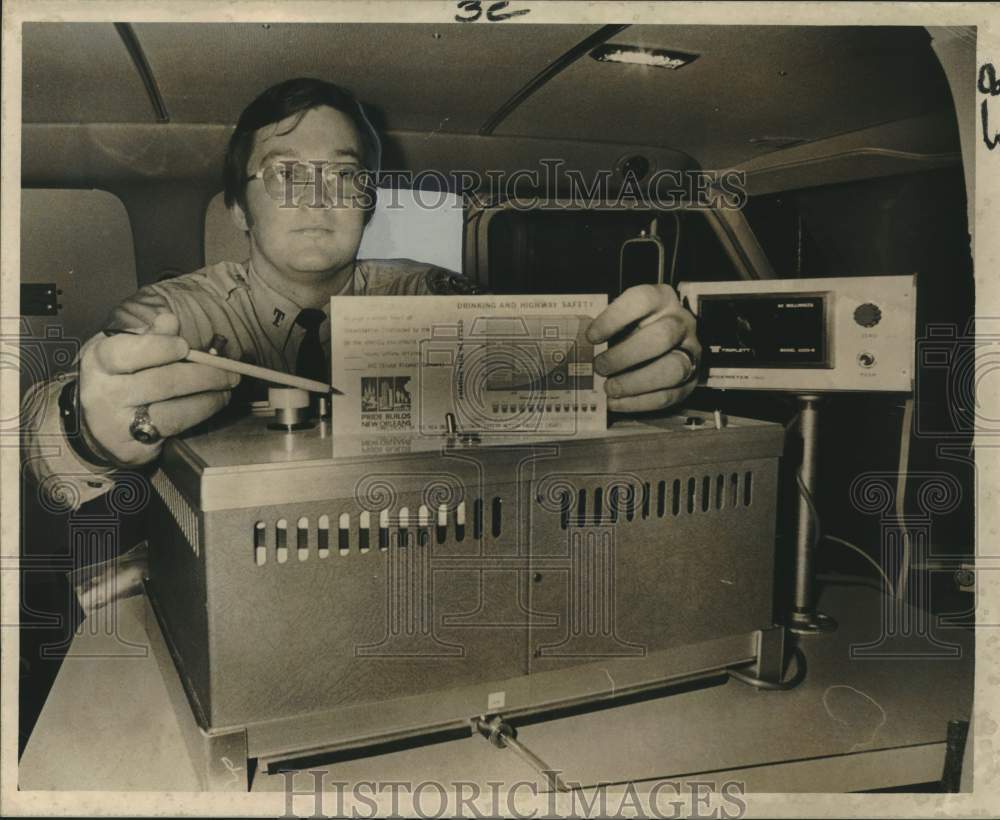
[789,394,837,635]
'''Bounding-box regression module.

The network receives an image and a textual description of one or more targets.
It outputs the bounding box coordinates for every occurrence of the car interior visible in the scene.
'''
[17,21,976,787]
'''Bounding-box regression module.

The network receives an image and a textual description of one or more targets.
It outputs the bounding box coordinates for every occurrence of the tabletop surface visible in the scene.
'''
[19,582,973,793]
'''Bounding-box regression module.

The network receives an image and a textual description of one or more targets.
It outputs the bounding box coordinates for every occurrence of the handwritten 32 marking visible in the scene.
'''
[455,1,531,23]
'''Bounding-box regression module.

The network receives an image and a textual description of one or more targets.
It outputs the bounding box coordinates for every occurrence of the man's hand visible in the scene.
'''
[586,284,701,412]
[78,313,239,467]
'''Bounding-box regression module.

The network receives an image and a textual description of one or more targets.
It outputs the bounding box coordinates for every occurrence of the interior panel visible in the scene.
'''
[19,188,137,351]
[22,23,157,123]
[131,22,599,131]
[496,25,957,169]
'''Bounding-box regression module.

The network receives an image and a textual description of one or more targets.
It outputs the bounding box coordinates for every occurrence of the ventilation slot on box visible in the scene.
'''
[473,499,483,540]
[669,472,755,516]
[436,503,448,544]
[339,513,352,554]
[359,512,371,551]
[398,505,434,548]
[297,517,310,561]
[251,493,513,563]
[252,512,361,565]
[672,472,755,515]
[429,496,502,542]
[554,472,756,530]
[152,470,200,556]
[398,507,410,548]
[418,505,431,547]
[254,521,266,566]
[368,498,494,547]
[726,470,754,508]
[491,497,503,538]
[275,519,288,563]
[318,515,331,557]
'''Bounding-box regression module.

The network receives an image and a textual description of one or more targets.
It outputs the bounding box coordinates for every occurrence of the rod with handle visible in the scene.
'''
[473,716,569,793]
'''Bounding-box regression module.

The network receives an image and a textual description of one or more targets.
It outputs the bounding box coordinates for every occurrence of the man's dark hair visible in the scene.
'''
[223,77,381,218]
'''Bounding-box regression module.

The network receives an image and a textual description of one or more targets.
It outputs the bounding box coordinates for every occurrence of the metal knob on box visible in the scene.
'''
[267,387,312,431]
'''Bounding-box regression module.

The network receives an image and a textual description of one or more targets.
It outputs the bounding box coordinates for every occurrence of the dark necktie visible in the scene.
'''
[294,308,328,383]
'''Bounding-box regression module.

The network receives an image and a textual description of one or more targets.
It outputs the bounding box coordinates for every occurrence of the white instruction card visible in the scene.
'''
[330,294,608,443]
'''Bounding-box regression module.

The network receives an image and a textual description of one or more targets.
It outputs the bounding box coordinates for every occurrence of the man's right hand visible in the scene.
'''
[78,312,240,467]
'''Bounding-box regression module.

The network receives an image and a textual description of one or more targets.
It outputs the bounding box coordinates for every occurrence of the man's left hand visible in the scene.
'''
[586,284,701,412]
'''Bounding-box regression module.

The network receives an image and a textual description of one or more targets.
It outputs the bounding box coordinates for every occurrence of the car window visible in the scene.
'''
[742,168,970,280]
[484,208,740,298]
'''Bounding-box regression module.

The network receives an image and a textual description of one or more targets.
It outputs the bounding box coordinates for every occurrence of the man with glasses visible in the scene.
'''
[24,77,701,509]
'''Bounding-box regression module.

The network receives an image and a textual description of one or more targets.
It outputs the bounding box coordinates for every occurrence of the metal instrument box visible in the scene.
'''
[678,274,916,393]
[146,410,785,789]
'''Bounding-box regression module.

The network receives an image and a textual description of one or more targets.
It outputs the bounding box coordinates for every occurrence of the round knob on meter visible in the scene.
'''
[854,303,882,328]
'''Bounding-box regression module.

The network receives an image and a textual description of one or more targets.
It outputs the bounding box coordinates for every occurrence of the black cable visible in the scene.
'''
[727,646,807,691]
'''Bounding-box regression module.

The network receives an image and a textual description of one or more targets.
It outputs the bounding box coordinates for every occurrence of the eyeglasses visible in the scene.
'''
[247,160,369,206]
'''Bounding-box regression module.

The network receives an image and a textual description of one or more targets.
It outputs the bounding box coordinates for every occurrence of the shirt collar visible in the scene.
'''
[245,260,356,353]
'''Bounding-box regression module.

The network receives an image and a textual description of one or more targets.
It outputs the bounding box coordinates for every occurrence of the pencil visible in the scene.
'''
[184,350,338,394]
[102,328,339,394]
